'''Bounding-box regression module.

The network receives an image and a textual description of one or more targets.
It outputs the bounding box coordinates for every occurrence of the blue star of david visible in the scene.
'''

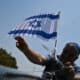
[29,19,41,28]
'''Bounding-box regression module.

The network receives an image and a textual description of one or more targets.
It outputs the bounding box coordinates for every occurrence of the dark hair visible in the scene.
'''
[65,42,80,55]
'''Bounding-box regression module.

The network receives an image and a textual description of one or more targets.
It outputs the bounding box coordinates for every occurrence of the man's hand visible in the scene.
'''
[15,36,29,53]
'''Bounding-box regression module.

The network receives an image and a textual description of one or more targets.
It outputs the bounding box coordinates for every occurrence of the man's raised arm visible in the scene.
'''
[15,36,47,65]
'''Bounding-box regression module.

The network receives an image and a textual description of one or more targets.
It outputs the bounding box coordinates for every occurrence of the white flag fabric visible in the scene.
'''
[8,13,60,40]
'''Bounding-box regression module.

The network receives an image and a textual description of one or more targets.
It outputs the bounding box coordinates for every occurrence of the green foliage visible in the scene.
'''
[0,48,17,68]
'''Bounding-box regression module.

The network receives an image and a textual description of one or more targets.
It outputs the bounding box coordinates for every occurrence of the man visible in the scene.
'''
[15,36,80,80]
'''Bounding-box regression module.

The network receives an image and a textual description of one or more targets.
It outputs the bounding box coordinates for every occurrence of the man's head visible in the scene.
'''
[60,42,80,63]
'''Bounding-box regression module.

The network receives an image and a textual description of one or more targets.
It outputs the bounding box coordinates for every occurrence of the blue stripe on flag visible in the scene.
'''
[25,14,59,20]
[8,30,57,39]
[8,13,60,40]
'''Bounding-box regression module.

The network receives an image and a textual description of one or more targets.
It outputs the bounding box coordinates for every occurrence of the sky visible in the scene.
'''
[0,0,80,76]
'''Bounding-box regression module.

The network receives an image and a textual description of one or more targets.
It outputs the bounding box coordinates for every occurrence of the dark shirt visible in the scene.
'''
[42,56,64,80]
[42,56,80,80]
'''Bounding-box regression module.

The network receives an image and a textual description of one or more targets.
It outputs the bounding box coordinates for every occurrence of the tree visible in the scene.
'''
[0,48,17,68]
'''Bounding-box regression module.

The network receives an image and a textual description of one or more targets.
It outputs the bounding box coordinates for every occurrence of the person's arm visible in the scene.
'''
[15,36,47,65]
[75,74,80,80]
[62,62,80,80]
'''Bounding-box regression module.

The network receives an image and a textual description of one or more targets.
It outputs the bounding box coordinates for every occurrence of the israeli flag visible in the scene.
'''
[8,13,60,40]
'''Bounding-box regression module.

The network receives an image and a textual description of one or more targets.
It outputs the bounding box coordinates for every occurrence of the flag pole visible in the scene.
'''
[52,11,60,58]
[54,11,60,48]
